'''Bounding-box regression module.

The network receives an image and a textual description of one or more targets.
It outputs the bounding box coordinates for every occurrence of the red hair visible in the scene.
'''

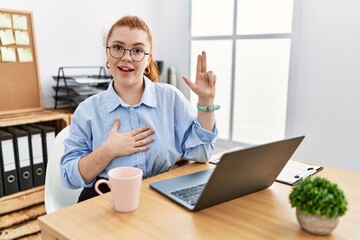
[106,16,159,82]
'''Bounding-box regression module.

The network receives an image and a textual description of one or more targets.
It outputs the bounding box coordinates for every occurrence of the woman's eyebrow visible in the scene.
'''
[110,40,125,45]
[132,42,146,47]
[110,40,146,48]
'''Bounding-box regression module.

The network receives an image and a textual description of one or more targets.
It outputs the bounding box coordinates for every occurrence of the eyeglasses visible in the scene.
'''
[106,44,149,62]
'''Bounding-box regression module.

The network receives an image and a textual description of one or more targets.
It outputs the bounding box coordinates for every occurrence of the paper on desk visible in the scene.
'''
[276,160,323,186]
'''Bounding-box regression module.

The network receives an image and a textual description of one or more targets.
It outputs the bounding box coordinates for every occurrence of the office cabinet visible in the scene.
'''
[0,109,71,239]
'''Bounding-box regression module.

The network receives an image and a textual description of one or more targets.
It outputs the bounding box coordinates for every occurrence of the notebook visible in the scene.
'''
[150,136,304,211]
[210,147,323,186]
[276,160,323,185]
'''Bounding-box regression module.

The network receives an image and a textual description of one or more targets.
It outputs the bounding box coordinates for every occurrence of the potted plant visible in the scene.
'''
[289,176,348,235]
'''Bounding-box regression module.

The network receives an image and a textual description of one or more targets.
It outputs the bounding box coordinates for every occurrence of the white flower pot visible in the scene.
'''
[296,209,339,235]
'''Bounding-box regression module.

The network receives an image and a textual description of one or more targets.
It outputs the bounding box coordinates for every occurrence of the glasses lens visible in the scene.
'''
[110,45,124,59]
[130,48,145,62]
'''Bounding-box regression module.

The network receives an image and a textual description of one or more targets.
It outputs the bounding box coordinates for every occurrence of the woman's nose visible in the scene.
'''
[121,49,132,61]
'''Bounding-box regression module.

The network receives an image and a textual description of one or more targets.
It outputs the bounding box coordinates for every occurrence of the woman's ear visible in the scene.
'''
[148,52,153,65]
[105,47,110,60]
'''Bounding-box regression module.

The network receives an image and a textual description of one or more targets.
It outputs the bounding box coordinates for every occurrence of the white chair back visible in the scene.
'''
[44,126,82,214]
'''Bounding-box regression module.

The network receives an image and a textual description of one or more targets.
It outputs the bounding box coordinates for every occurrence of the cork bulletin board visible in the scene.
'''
[0,9,42,114]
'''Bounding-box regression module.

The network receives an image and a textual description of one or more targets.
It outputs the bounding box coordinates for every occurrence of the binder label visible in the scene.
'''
[2,139,16,172]
[18,136,31,167]
[32,134,44,164]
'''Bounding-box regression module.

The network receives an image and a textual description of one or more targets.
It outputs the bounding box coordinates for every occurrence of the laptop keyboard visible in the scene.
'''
[171,183,206,206]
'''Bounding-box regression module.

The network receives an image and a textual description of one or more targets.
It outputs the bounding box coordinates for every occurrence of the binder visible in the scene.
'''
[275,160,323,186]
[4,127,34,191]
[30,124,56,168]
[18,125,45,186]
[0,129,20,195]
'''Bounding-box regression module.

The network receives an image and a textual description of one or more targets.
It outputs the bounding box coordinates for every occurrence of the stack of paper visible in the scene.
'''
[276,160,323,185]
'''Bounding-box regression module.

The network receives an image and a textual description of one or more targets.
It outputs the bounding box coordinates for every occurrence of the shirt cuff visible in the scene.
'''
[64,156,96,189]
[185,119,218,149]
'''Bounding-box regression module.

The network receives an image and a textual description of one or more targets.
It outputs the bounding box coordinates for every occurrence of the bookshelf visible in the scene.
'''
[0,109,72,239]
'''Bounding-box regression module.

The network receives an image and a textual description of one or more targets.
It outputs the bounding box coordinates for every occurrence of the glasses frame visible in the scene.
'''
[106,45,150,62]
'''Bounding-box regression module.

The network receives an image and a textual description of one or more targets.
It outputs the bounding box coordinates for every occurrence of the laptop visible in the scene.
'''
[150,136,304,211]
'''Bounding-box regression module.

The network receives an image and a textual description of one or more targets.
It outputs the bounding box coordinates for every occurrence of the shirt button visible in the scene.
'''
[130,107,134,111]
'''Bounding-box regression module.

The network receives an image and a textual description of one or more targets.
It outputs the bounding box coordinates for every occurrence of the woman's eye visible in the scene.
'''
[133,48,144,54]
[113,45,124,51]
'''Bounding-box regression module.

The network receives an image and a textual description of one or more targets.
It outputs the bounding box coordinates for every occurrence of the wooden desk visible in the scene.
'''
[38,162,360,240]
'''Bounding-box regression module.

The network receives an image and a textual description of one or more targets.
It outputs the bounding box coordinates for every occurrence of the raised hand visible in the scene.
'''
[105,118,155,158]
[182,51,217,102]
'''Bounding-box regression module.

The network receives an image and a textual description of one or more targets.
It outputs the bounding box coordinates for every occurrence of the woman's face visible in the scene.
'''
[106,26,151,87]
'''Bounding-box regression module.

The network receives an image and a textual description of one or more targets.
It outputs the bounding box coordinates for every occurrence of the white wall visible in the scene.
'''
[157,0,191,95]
[286,0,360,171]
[1,0,190,108]
[4,0,357,172]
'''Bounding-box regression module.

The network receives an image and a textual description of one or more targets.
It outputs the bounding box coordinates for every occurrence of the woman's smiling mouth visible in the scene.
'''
[118,66,135,72]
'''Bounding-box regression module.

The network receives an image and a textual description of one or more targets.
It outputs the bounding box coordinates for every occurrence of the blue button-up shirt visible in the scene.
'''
[61,77,218,189]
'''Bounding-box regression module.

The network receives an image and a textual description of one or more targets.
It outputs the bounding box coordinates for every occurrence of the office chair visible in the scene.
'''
[44,125,82,214]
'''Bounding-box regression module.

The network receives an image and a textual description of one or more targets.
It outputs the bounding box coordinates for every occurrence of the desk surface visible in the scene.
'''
[38,161,360,240]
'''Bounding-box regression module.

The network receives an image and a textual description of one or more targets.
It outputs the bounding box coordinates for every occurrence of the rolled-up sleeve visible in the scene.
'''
[182,119,218,162]
[60,109,96,189]
[172,88,218,162]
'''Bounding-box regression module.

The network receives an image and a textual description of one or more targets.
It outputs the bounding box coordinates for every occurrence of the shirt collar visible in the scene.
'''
[105,76,157,113]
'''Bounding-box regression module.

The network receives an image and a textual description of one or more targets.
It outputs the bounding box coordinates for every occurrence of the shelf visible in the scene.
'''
[0,109,72,239]
[0,186,44,239]
[0,109,70,130]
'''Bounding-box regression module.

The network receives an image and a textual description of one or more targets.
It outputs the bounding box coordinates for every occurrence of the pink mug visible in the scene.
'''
[95,167,143,212]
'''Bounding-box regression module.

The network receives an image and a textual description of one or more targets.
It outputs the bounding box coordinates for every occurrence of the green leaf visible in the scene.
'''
[289,177,348,218]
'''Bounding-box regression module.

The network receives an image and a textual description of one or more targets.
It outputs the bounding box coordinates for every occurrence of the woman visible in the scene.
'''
[60,15,220,202]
